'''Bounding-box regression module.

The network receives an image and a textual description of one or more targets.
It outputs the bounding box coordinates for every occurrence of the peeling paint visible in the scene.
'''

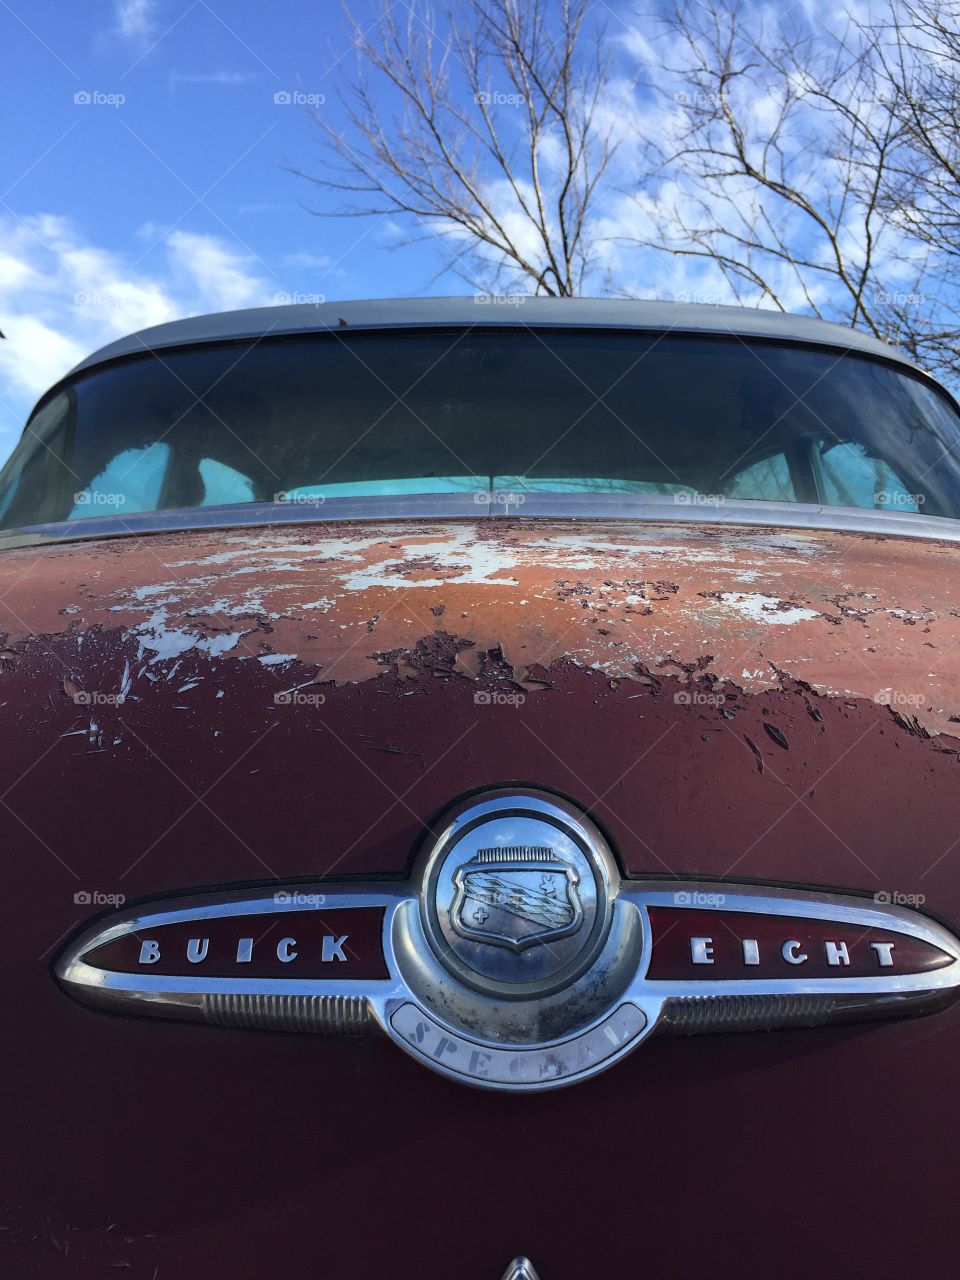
[717,593,821,625]
[134,609,246,664]
[3,518,960,733]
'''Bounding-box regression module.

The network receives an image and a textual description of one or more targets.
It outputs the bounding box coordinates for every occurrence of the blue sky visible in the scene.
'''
[2,0,952,467]
[0,0,475,455]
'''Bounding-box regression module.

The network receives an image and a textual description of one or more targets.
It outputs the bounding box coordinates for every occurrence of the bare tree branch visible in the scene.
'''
[297,0,960,383]
[294,0,617,295]
[629,0,959,382]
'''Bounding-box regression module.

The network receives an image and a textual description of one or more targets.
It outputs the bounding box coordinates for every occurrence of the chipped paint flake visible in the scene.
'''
[718,593,821,625]
[134,610,244,664]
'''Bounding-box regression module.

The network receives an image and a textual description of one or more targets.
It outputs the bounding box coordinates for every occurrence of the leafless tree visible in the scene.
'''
[303,0,960,381]
[864,1,960,380]
[876,0,960,259]
[298,0,618,295]
[637,4,908,327]
[633,0,960,382]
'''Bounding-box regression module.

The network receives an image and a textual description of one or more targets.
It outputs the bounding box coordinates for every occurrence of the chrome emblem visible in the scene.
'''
[55,786,960,1093]
[419,791,614,996]
[502,1259,541,1280]
[451,848,583,950]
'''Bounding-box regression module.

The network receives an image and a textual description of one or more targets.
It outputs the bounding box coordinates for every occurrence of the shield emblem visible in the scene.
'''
[450,846,583,951]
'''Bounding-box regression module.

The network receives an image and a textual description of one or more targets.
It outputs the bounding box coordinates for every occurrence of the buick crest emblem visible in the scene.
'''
[451,847,583,951]
[55,787,960,1093]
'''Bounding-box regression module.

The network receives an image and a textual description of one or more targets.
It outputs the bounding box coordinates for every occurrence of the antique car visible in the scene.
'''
[3,297,960,1278]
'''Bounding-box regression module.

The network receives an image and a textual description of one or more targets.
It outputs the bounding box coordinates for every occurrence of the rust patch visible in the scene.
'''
[2,518,960,732]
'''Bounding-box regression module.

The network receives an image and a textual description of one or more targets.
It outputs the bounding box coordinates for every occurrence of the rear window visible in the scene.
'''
[2,328,958,527]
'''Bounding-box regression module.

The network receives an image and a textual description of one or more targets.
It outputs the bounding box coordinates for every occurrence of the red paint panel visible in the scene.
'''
[647,907,953,979]
[82,907,388,979]
[7,519,960,1276]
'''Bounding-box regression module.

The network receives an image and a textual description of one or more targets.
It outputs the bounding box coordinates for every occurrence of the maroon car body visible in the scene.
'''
[3,298,960,1278]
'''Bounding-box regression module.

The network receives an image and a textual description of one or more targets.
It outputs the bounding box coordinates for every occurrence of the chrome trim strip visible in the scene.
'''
[7,493,960,550]
[56,873,960,1093]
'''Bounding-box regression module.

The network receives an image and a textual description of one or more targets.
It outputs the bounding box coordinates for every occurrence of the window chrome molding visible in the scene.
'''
[7,492,960,551]
[56,791,960,1093]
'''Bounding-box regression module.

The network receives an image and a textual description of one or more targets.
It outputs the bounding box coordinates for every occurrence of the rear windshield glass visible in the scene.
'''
[2,328,959,528]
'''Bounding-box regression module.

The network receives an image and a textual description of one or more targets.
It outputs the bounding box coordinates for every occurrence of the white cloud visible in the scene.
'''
[115,0,157,43]
[164,229,273,310]
[283,250,336,270]
[0,214,277,443]
[168,69,260,90]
